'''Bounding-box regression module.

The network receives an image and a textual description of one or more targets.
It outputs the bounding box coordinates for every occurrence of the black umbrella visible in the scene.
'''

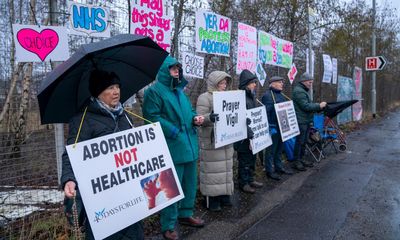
[324,100,359,118]
[37,34,168,124]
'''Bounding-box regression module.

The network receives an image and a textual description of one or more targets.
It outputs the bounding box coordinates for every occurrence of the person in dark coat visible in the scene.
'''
[261,76,294,181]
[292,73,327,171]
[142,56,204,240]
[61,69,143,240]
[235,69,264,194]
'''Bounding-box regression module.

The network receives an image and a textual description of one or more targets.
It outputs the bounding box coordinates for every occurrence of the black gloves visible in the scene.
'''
[210,112,220,123]
[246,118,252,126]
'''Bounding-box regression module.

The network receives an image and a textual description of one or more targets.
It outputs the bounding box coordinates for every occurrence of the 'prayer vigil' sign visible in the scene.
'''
[213,90,247,148]
[195,10,231,56]
[258,31,293,69]
[66,123,183,240]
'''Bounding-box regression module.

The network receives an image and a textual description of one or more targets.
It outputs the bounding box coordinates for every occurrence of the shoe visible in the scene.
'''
[220,195,233,207]
[276,168,294,175]
[293,161,306,171]
[163,230,179,240]
[301,160,314,168]
[208,197,222,212]
[178,217,205,228]
[241,184,255,194]
[266,172,281,180]
[250,181,263,188]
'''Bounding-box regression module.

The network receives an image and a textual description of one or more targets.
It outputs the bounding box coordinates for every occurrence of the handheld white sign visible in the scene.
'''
[274,101,300,142]
[66,123,183,240]
[213,90,247,148]
[247,106,272,154]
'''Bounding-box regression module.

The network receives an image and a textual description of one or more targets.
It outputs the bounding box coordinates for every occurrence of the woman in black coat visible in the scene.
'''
[61,69,143,240]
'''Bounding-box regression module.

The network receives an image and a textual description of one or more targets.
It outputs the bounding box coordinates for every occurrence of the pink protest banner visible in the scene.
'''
[13,24,69,62]
[236,22,257,74]
[130,0,172,52]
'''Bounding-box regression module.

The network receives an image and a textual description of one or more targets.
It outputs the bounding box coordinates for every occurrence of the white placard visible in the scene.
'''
[67,1,111,37]
[247,106,272,154]
[332,58,338,84]
[236,22,257,74]
[255,62,267,86]
[181,52,204,79]
[13,24,69,62]
[322,54,333,83]
[274,101,300,142]
[66,123,183,240]
[195,9,231,56]
[213,90,247,148]
[130,0,172,52]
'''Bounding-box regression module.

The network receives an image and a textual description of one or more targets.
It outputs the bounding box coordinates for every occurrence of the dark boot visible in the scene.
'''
[301,159,314,168]
[266,172,281,180]
[293,161,306,171]
[208,196,221,212]
[220,195,233,207]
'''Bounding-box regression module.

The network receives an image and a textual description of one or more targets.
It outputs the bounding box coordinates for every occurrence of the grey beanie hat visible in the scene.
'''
[299,73,314,82]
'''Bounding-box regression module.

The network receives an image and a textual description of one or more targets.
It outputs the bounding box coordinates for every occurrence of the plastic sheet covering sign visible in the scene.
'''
[274,101,300,142]
[213,90,247,148]
[337,76,354,124]
[258,31,293,69]
[181,52,204,79]
[322,54,333,83]
[236,22,257,74]
[352,67,363,121]
[332,58,338,84]
[67,1,110,37]
[66,123,183,240]
[130,0,172,52]
[12,24,69,62]
[247,106,272,154]
[195,9,231,56]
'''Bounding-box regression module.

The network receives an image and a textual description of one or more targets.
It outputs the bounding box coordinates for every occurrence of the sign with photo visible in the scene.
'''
[274,101,300,142]
[258,31,293,69]
[236,22,257,74]
[247,106,272,154]
[67,1,110,37]
[181,52,204,79]
[66,123,183,240]
[213,90,247,148]
[13,24,69,62]
[195,9,231,56]
[130,0,172,52]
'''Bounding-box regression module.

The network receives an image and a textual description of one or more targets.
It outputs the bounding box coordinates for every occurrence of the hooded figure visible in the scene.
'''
[234,69,264,194]
[61,69,143,240]
[142,56,204,240]
[196,71,234,212]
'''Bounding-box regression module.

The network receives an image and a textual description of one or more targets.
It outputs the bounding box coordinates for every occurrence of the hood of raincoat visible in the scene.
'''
[207,71,232,92]
[239,69,258,90]
[156,55,187,90]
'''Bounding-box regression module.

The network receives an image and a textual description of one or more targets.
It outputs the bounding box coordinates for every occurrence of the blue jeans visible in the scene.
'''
[293,123,310,162]
[264,131,283,173]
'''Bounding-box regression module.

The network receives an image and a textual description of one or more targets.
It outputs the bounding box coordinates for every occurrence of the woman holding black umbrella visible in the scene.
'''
[61,69,144,240]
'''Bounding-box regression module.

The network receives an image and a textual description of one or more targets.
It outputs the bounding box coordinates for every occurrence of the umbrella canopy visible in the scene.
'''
[37,34,168,124]
[324,100,358,118]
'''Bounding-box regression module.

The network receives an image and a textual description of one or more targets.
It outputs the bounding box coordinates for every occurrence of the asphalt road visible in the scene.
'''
[238,111,400,240]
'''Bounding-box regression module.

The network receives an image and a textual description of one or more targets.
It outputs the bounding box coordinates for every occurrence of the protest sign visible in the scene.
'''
[258,31,293,69]
[195,10,231,56]
[337,76,354,124]
[67,1,110,37]
[322,54,333,83]
[247,106,272,154]
[66,123,183,240]
[332,58,338,84]
[181,52,204,79]
[236,22,257,74]
[274,101,300,142]
[130,0,172,52]
[306,48,315,77]
[256,63,267,86]
[13,24,69,62]
[287,63,297,85]
[213,90,247,148]
[352,67,363,121]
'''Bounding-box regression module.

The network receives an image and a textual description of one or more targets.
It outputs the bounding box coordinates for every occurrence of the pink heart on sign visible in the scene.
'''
[17,28,59,61]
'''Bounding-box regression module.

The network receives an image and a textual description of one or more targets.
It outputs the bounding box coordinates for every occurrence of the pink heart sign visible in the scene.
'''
[16,28,59,61]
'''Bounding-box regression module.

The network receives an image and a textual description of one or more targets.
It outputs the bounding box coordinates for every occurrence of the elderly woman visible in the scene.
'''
[61,69,143,240]
[196,71,234,212]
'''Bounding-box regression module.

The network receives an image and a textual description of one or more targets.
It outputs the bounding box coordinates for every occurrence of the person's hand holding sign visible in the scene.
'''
[193,115,204,126]
[64,181,76,198]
